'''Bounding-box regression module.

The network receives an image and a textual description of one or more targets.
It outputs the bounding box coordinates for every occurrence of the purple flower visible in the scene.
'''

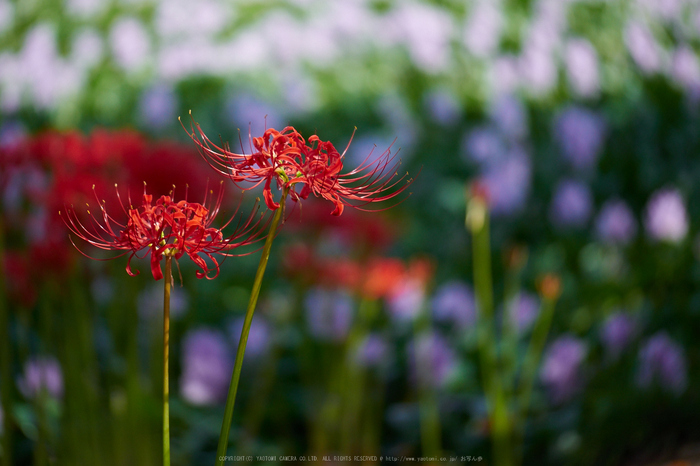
[637,332,687,395]
[540,335,587,404]
[354,333,389,368]
[345,133,395,168]
[423,88,462,126]
[595,199,637,245]
[519,47,557,96]
[225,93,285,141]
[600,313,636,360]
[387,278,426,323]
[230,316,271,359]
[549,180,593,229]
[386,3,452,73]
[624,21,664,74]
[304,288,353,342]
[555,106,605,170]
[508,293,540,334]
[564,38,600,97]
[0,120,26,149]
[671,46,700,91]
[490,55,520,95]
[18,356,64,400]
[644,188,688,243]
[463,2,503,58]
[180,328,232,406]
[431,280,476,329]
[462,126,506,165]
[409,332,457,389]
[489,94,528,140]
[637,0,683,20]
[139,83,178,129]
[109,17,151,72]
[70,28,103,69]
[480,147,532,216]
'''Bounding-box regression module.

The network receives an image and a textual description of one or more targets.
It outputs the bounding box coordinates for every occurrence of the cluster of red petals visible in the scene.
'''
[1,129,219,282]
[183,117,414,216]
[61,185,263,280]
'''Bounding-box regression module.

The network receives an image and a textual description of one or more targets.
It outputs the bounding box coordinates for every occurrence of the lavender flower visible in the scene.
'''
[230,316,271,359]
[462,126,506,165]
[671,46,700,91]
[644,188,688,243]
[489,94,528,140]
[624,21,664,74]
[18,356,64,400]
[225,93,285,140]
[600,313,636,360]
[387,3,452,73]
[345,134,395,168]
[540,335,587,404]
[595,199,637,245]
[564,38,600,97]
[109,17,151,72]
[70,28,103,69]
[555,106,605,170]
[423,88,462,126]
[155,0,228,40]
[463,1,503,59]
[431,280,476,329]
[480,147,532,216]
[354,333,389,368]
[519,47,557,96]
[549,180,593,229]
[637,332,687,395]
[139,83,178,129]
[387,278,426,323]
[304,288,353,342]
[637,0,683,20]
[409,332,457,389]
[490,55,520,95]
[507,292,540,334]
[0,120,26,149]
[180,328,233,405]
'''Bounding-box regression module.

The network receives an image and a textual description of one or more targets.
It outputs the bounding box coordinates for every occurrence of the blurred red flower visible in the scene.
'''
[1,128,223,282]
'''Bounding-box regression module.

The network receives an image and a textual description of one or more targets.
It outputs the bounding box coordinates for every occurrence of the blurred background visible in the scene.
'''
[2,0,700,464]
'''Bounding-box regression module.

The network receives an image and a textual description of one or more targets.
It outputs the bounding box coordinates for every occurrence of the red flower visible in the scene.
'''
[182,117,414,216]
[61,184,263,280]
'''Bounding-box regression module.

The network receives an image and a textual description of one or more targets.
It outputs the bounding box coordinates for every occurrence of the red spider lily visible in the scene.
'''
[182,116,414,216]
[61,183,264,280]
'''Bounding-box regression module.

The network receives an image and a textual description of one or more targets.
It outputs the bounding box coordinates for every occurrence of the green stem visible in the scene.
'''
[215,189,288,466]
[514,296,556,464]
[0,219,12,466]
[413,311,442,458]
[340,299,378,453]
[467,198,512,466]
[163,256,172,466]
